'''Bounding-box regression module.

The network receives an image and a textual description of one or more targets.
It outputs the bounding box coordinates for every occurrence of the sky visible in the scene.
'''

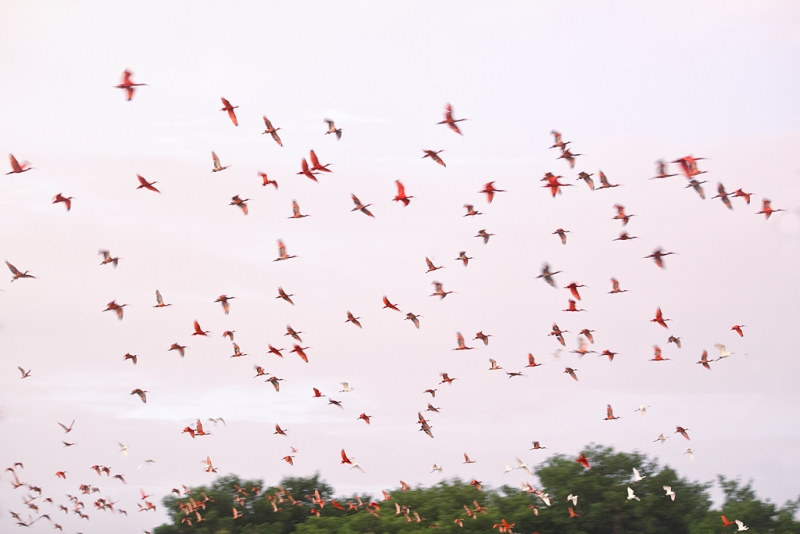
[1,1,800,532]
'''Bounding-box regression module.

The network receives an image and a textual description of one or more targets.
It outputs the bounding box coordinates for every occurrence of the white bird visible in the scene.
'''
[539,493,551,507]
[685,448,695,461]
[503,462,513,474]
[635,405,649,416]
[350,459,366,473]
[566,494,578,506]
[663,486,676,501]
[515,457,532,475]
[550,348,564,359]
[735,520,748,531]
[632,468,646,482]
[627,487,640,501]
[340,382,355,393]
[431,464,443,475]
[117,442,129,458]
[715,343,733,360]
[137,459,155,470]
[654,433,668,444]
[208,417,227,427]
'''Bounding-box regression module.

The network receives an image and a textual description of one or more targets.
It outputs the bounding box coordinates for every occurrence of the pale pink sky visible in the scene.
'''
[1,1,800,532]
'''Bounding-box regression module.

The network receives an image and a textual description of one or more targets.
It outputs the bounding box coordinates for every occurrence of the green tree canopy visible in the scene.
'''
[154,445,799,534]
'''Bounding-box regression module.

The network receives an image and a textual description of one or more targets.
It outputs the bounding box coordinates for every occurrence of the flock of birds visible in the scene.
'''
[2,68,781,533]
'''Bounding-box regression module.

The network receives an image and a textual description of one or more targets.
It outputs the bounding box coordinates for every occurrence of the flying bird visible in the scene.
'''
[422,149,446,167]
[324,119,342,139]
[351,194,374,217]
[475,229,494,244]
[115,69,146,101]
[345,311,362,328]
[274,240,297,261]
[6,261,36,282]
[220,97,239,126]
[103,300,128,320]
[597,170,619,189]
[229,195,249,215]
[651,307,671,328]
[437,103,467,135]
[553,228,571,245]
[154,289,172,308]
[258,171,278,189]
[644,247,676,269]
[262,116,282,146]
[479,181,506,203]
[211,151,230,173]
[192,320,210,336]
[393,180,413,206]
[52,193,73,211]
[98,250,121,267]
[756,199,784,219]
[215,294,236,314]
[604,405,620,421]
[136,175,160,193]
[306,151,332,174]
[652,159,677,179]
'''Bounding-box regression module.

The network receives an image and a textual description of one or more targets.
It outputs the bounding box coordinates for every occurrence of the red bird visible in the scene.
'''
[564,282,585,300]
[479,181,506,203]
[382,296,400,312]
[115,69,147,101]
[644,247,675,269]
[613,204,634,226]
[697,350,711,370]
[730,188,753,205]
[526,354,542,368]
[541,172,573,197]
[609,278,628,294]
[357,413,372,425]
[136,175,160,193]
[564,299,585,312]
[651,307,671,329]
[103,300,128,320]
[564,367,579,381]
[259,171,278,189]
[290,344,310,363]
[756,199,784,220]
[220,97,239,126]
[675,426,691,440]
[672,155,707,178]
[731,325,745,337]
[393,181,413,206]
[297,159,319,182]
[340,449,353,465]
[437,103,467,135]
[262,116,282,146]
[309,150,332,172]
[6,154,33,175]
[52,193,73,211]
[192,320,210,336]
[650,346,671,362]
[604,405,620,420]
[439,372,458,385]
[422,149,446,167]
[575,453,591,469]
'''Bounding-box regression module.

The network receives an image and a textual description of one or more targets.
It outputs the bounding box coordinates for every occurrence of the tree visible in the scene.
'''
[154,446,800,533]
